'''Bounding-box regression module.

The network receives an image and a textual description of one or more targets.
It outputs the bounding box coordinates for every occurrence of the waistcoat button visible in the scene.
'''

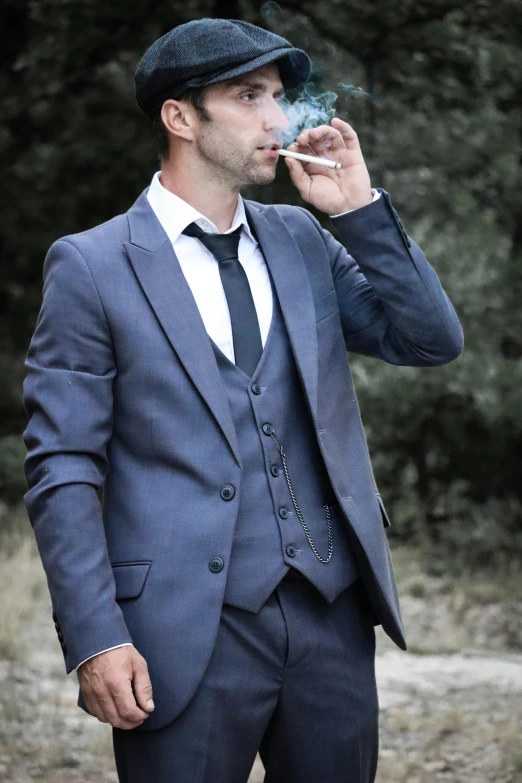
[220,485,235,500]
[286,545,297,557]
[279,507,289,519]
[251,383,262,395]
[262,423,274,435]
[209,557,224,573]
[270,464,280,477]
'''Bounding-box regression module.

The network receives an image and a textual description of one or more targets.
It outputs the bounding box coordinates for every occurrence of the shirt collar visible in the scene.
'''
[146,171,258,246]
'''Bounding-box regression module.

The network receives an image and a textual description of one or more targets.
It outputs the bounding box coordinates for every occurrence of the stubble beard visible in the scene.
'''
[195,126,277,188]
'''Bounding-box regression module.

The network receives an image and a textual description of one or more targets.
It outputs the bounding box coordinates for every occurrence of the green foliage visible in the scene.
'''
[1,0,521,565]
[0,436,27,504]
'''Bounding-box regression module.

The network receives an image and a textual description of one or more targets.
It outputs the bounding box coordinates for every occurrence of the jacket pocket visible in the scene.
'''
[376,493,391,528]
[111,561,152,600]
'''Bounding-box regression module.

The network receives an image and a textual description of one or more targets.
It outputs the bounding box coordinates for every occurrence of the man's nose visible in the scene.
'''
[263,97,290,134]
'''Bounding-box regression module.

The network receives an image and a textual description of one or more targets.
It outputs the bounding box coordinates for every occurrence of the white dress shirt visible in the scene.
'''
[75,173,380,672]
[146,171,274,363]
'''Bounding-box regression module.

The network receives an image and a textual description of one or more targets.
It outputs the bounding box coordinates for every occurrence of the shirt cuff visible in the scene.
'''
[329,189,381,218]
[75,643,134,672]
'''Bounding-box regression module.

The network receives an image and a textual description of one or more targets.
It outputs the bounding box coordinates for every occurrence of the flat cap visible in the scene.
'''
[135,18,311,117]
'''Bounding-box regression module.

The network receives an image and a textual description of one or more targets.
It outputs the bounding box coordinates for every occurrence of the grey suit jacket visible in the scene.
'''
[22,187,463,730]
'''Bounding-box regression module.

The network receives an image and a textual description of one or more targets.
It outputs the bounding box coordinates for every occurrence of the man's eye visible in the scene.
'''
[241,92,257,101]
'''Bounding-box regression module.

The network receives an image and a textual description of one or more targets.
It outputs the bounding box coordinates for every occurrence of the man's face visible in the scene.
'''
[190,63,290,187]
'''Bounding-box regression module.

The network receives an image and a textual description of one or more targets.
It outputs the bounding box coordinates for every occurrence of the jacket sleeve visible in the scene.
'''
[301,189,464,366]
[22,239,133,673]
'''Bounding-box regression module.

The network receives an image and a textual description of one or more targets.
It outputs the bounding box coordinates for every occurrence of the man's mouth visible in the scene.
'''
[258,143,282,158]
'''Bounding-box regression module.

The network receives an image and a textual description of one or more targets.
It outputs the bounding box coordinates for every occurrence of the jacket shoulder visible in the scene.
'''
[54,212,130,260]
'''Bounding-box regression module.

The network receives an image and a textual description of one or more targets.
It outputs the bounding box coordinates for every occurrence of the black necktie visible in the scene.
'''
[182,221,263,376]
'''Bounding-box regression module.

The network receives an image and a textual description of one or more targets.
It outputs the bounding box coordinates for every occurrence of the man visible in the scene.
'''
[22,17,463,783]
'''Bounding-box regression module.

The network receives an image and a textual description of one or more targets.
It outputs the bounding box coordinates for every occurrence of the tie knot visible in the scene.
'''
[182,221,242,263]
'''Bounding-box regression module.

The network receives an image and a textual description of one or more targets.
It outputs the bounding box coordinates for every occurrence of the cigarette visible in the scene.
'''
[277,148,342,169]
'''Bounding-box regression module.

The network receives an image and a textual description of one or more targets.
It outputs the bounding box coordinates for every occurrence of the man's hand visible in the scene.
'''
[77,645,155,730]
[284,117,373,215]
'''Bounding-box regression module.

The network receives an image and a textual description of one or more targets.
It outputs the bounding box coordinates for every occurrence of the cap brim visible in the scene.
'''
[171,46,311,99]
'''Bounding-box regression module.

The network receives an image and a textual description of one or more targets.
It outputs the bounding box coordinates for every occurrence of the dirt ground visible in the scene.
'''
[1,540,521,783]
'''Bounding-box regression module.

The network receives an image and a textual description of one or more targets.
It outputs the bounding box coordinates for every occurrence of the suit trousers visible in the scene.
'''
[112,571,379,783]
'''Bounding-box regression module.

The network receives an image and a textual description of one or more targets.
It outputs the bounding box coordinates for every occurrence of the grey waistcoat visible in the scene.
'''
[211,271,360,613]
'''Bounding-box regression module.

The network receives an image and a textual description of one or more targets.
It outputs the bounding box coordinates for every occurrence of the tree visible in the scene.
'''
[1,0,521,565]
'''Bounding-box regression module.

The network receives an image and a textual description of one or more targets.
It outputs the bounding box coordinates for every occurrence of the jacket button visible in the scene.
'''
[270,465,280,477]
[262,423,274,435]
[209,557,224,573]
[286,545,297,558]
[251,383,262,395]
[279,507,289,519]
[220,485,235,501]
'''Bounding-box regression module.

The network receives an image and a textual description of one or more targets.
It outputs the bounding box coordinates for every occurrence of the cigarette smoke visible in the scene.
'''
[279,86,338,147]
[260,1,373,145]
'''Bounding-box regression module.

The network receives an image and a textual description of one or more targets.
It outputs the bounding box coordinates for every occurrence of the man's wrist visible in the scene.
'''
[76,642,134,672]
[341,196,373,212]
[330,189,380,217]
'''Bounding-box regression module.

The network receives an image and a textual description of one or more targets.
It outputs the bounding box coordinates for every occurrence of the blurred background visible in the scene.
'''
[0,1,521,781]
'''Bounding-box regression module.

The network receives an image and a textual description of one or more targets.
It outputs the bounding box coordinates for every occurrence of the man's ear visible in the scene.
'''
[161,99,195,143]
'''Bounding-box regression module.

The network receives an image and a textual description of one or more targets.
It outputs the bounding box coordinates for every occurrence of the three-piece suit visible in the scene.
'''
[22,182,463,781]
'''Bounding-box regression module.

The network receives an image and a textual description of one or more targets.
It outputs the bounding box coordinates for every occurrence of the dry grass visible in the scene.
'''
[0,521,45,661]
[377,689,522,783]
[376,751,433,783]
[487,717,522,777]
[388,543,522,654]
[391,542,522,608]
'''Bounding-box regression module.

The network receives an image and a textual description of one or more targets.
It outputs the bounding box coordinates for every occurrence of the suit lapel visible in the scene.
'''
[125,191,242,466]
[244,201,319,425]
[124,190,319,467]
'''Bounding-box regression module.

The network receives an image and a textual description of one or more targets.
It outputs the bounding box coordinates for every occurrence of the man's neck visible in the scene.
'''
[159,164,239,234]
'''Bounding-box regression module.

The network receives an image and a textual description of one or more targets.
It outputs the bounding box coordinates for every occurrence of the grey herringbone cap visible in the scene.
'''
[135,18,311,116]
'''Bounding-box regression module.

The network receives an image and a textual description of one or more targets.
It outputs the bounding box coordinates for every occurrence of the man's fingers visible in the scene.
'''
[308,125,343,155]
[330,117,358,146]
[293,119,358,156]
[111,678,150,728]
[131,654,155,713]
[85,687,124,727]
[78,646,151,730]
[84,693,110,724]
[296,124,345,154]
[284,151,312,198]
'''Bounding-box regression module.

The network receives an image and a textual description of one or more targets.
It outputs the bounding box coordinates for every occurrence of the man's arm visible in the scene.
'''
[284,118,463,366]
[303,189,464,365]
[22,239,134,673]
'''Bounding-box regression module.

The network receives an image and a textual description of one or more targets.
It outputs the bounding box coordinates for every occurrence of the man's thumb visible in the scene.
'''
[132,657,154,711]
